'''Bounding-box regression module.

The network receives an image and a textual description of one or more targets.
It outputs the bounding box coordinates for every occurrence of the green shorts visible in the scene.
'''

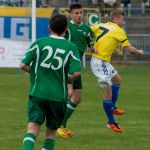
[73,75,82,89]
[28,96,66,130]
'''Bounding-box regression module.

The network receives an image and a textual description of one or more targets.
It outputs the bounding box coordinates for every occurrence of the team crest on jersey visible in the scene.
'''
[77,30,82,32]
[77,30,87,36]
[83,32,87,36]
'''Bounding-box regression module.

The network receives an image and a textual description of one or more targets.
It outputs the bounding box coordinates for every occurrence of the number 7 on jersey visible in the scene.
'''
[96,27,109,42]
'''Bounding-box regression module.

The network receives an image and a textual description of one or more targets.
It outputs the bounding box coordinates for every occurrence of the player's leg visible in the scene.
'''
[102,84,116,124]
[90,57,124,133]
[111,74,121,108]
[101,84,123,132]
[57,90,80,138]
[58,77,82,138]
[66,77,82,124]
[112,74,125,115]
[23,122,41,150]
[23,96,45,150]
[42,128,56,150]
[68,84,73,98]
[42,100,59,150]
[90,58,115,124]
[59,84,78,128]
[61,88,81,127]
[43,100,66,149]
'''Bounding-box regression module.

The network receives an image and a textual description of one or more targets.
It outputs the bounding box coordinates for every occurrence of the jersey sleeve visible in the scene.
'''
[64,21,70,40]
[117,29,130,47]
[64,29,69,40]
[22,41,38,65]
[69,43,81,74]
[86,25,94,48]
[90,24,97,33]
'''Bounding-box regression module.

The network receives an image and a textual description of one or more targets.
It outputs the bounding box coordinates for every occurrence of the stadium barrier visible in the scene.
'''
[0,39,30,67]
[0,6,150,67]
[83,34,150,67]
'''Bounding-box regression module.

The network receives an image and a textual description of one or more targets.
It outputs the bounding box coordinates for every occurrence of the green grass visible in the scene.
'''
[0,65,150,150]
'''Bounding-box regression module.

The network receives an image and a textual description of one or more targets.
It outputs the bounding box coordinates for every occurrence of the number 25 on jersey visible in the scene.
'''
[40,46,65,70]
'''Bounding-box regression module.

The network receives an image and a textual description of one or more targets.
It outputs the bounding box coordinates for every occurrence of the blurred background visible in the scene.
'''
[0,2,150,149]
[0,0,150,67]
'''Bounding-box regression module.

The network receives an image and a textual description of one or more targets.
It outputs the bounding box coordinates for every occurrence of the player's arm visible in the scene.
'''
[68,72,81,84]
[119,29,144,56]
[68,44,81,84]
[20,42,37,73]
[86,26,94,48]
[87,26,98,54]
[124,45,144,56]
[88,24,99,54]
[20,63,30,73]
[64,22,70,40]
[115,44,123,56]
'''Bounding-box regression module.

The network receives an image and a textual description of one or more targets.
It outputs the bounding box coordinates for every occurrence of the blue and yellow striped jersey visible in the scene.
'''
[91,22,130,62]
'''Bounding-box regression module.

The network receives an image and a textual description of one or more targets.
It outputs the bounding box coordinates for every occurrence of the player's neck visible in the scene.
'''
[50,32,64,37]
[71,20,83,26]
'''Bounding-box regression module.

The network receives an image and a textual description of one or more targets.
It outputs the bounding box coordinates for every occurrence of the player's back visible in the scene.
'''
[91,22,128,62]
[29,36,80,102]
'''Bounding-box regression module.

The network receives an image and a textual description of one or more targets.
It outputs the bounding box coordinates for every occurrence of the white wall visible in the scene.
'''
[0,39,31,67]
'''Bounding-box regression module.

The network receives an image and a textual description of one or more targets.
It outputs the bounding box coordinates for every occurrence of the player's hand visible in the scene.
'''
[138,50,144,56]
[68,74,73,84]
[90,48,98,54]
[68,72,80,84]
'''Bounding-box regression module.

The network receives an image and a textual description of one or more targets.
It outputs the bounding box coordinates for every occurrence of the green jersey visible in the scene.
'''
[22,35,81,102]
[65,20,93,59]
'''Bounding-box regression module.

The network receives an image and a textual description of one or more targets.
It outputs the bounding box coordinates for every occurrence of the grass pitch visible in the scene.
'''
[0,65,150,150]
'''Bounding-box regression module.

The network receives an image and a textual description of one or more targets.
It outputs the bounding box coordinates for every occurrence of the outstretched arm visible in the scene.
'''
[125,45,144,56]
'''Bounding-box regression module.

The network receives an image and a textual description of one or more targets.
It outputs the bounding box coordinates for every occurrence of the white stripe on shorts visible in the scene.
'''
[67,104,76,110]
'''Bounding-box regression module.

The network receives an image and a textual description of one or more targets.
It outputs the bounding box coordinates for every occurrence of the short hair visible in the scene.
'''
[110,10,124,21]
[69,3,82,13]
[50,14,67,35]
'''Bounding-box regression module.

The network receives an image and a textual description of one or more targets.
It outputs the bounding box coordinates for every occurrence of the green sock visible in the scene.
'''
[61,99,77,127]
[42,138,55,150]
[22,133,36,150]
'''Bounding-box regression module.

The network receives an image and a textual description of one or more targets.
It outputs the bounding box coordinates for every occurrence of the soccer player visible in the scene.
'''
[20,14,81,150]
[90,10,144,133]
[57,3,94,138]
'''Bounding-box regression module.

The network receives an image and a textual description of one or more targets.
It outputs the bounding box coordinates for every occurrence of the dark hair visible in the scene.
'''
[110,10,124,21]
[49,14,67,35]
[69,3,82,13]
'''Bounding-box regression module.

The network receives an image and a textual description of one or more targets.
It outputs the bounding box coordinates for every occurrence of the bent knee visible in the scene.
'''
[112,74,122,84]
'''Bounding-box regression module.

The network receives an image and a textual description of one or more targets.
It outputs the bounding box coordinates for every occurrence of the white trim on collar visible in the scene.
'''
[70,20,83,26]
[50,35,65,39]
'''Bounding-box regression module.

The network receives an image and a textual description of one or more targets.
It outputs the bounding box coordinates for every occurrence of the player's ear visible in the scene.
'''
[68,14,72,19]
[48,25,50,30]
[114,18,118,24]
[65,26,68,32]
[48,25,52,35]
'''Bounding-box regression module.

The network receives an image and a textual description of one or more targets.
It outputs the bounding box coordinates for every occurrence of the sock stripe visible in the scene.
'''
[23,137,35,143]
[67,104,76,110]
